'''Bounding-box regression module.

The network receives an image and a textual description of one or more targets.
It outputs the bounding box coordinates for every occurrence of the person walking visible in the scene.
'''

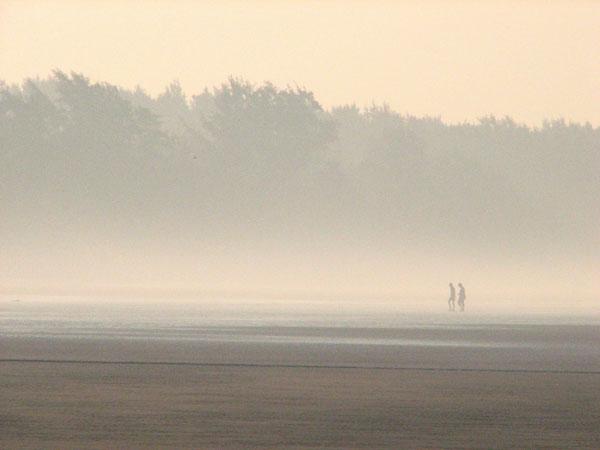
[448,283,456,311]
[457,283,466,312]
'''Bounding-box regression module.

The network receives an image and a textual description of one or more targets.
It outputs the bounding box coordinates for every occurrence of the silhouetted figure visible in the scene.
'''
[448,283,456,311]
[458,283,466,312]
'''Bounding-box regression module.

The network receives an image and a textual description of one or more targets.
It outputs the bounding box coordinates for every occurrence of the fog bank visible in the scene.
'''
[1,73,598,305]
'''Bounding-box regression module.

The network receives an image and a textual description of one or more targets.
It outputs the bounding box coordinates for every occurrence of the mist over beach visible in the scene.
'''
[2,1,600,304]
[2,1,600,448]
[1,71,598,304]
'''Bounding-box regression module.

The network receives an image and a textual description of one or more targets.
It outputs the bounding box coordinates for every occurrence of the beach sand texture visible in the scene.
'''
[2,302,600,448]
[2,343,600,448]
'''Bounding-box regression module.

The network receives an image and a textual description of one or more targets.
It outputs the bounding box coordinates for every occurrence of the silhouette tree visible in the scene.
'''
[1,71,599,255]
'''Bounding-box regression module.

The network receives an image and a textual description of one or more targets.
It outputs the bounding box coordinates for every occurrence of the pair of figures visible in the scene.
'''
[448,283,465,312]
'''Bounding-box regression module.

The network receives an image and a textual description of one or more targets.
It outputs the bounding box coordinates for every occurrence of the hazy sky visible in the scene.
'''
[1,0,599,125]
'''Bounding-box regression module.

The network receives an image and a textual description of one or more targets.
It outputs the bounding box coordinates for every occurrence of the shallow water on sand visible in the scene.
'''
[2,295,599,350]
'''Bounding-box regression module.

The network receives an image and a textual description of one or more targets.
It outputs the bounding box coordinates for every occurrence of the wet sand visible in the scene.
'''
[3,324,600,371]
[2,331,600,449]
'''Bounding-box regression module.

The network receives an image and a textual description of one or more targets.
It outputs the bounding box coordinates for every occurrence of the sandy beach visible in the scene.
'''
[2,300,600,448]
[3,358,600,449]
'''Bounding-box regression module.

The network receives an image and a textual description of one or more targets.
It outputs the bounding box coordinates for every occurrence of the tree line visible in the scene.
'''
[2,72,598,256]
